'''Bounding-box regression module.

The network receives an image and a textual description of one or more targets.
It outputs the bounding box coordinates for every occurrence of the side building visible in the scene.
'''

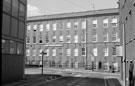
[119,0,135,83]
[26,8,120,72]
[2,0,27,84]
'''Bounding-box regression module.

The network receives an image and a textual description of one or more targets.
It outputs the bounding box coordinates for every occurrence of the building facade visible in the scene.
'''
[2,0,27,84]
[26,8,120,71]
[119,0,135,83]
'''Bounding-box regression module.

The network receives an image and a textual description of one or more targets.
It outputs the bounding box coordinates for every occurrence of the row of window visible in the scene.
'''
[27,18,118,31]
[2,39,24,55]
[26,47,116,57]
[26,32,118,44]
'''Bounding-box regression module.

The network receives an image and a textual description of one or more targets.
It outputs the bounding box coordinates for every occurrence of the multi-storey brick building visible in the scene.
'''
[119,0,135,84]
[26,8,120,71]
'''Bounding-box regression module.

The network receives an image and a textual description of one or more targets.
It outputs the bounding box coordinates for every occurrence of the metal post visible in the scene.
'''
[41,51,44,75]
[86,19,88,70]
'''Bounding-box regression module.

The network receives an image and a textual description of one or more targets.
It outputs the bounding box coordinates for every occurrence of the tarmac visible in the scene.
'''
[2,67,135,86]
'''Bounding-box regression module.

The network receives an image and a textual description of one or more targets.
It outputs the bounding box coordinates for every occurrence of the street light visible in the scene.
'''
[41,51,47,75]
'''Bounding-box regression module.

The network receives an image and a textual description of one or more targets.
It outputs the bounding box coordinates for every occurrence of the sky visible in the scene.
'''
[27,0,119,17]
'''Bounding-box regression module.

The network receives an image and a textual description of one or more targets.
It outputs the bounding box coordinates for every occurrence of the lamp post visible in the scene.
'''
[41,51,47,75]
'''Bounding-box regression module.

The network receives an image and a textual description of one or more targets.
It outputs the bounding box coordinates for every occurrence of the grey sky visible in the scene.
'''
[27,0,118,16]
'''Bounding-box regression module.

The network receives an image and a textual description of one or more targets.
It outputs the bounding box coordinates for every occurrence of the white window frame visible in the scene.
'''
[103,33,108,42]
[46,24,50,31]
[39,24,43,31]
[92,19,97,28]
[53,23,57,30]
[74,21,78,29]
[39,49,42,56]
[103,47,109,56]
[92,34,98,42]
[103,19,108,28]
[26,49,30,56]
[33,24,37,30]
[46,49,49,56]
[82,20,86,29]
[33,49,36,56]
[93,47,97,56]
[67,22,71,29]
[112,32,118,42]
[66,35,71,43]
[74,35,78,43]
[27,25,31,31]
[59,35,63,43]
[52,48,56,56]
[52,36,56,43]
[111,18,118,27]
[74,48,78,56]
[66,48,71,56]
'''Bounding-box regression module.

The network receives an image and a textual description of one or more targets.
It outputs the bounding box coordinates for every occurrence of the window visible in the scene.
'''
[59,48,63,56]
[82,48,86,56]
[93,47,97,56]
[19,3,25,20]
[92,34,97,42]
[103,19,108,28]
[46,24,50,31]
[82,20,86,29]
[2,13,10,35]
[103,33,108,42]
[45,48,49,56]
[3,0,11,14]
[74,48,78,56]
[111,18,117,27]
[66,22,71,29]
[26,33,30,43]
[66,35,71,43]
[33,24,37,31]
[27,25,31,31]
[33,36,36,43]
[112,31,117,42]
[52,36,56,43]
[74,21,78,29]
[17,43,23,54]
[39,49,42,56]
[53,23,57,30]
[46,35,49,43]
[2,39,9,54]
[74,35,78,43]
[33,49,36,56]
[9,40,17,54]
[39,24,43,31]
[92,20,97,28]
[82,30,86,43]
[66,48,71,56]
[59,35,63,43]
[26,49,30,56]
[112,47,116,55]
[103,47,109,56]
[12,0,19,17]
[52,48,56,56]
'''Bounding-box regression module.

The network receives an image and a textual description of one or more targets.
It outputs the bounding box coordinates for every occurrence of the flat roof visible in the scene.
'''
[27,8,119,22]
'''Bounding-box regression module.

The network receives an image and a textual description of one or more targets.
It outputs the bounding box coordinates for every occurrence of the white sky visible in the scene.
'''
[27,0,118,17]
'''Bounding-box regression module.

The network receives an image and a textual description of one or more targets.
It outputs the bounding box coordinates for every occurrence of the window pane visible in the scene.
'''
[11,18,18,37]
[19,3,25,21]
[19,21,25,39]
[3,0,11,14]
[2,13,10,35]
[12,0,19,17]
[17,43,23,54]
[9,40,17,54]
[2,39,9,54]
